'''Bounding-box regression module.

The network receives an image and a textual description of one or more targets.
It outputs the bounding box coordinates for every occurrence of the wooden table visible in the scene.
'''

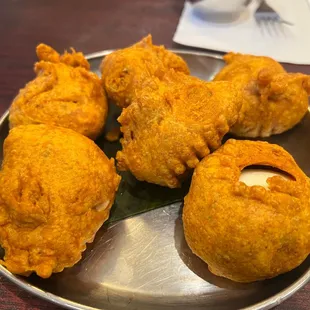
[0,0,309,309]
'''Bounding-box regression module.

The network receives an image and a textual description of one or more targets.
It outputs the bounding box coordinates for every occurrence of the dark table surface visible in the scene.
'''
[0,0,309,309]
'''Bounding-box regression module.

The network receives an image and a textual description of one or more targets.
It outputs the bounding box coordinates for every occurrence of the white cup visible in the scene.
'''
[192,0,249,23]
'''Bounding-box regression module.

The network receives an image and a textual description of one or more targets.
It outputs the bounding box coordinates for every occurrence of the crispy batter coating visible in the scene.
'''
[183,139,310,283]
[133,35,190,74]
[214,53,310,137]
[100,35,190,108]
[0,125,120,278]
[116,72,243,188]
[9,44,108,140]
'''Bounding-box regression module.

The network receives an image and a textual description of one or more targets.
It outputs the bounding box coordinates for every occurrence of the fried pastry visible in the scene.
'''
[101,34,190,108]
[214,53,310,137]
[183,139,310,283]
[9,44,108,139]
[0,125,120,278]
[116,72,243,188]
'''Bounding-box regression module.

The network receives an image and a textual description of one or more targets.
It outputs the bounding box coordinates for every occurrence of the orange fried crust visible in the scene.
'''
[0,125,120,278]
[214,53,310,137]
[116,71,243,188]
[183,139,310,283]
[9,44,108,140]
[100,34,190,108]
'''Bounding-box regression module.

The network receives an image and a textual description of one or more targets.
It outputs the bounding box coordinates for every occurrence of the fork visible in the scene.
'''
[248,0,294,26]
[247,0,293,36]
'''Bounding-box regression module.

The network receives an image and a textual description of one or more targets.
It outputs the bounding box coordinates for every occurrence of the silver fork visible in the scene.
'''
[249,0,293,25]
[248,0,293,36]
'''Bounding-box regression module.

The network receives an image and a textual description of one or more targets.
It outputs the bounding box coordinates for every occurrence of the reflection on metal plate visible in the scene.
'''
[0,51,309,310]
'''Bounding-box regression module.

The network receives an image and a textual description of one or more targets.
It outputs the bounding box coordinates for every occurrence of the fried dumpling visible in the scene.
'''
[9,44,108,140]
[183,139,310,282]
[214,53,310,137]
[101,34,190,108]
[117,72,243,188]
[0,125,120,278]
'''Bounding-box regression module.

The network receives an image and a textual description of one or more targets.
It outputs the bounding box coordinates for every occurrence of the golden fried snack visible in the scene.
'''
[183,139,310,283]
[117,72,243,188]
[214,53,310,137]
[133,34,190,74]
[0,125,120,278]
[101,34,190,108]
[9,44,108,140]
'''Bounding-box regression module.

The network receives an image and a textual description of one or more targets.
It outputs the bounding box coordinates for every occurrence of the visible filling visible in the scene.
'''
[239,166,293,189]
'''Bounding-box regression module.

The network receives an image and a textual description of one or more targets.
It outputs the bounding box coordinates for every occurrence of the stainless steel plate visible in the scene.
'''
[0,50,309,310]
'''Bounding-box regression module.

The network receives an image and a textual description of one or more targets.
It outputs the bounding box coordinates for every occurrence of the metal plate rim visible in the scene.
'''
[85,48,224,61]
[0,49,309,310]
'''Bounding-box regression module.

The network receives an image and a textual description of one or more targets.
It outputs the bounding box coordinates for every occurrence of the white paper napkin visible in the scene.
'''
[173,0,310,64]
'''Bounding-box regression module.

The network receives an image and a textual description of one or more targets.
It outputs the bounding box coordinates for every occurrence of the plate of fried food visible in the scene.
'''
[0,34,309,310]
